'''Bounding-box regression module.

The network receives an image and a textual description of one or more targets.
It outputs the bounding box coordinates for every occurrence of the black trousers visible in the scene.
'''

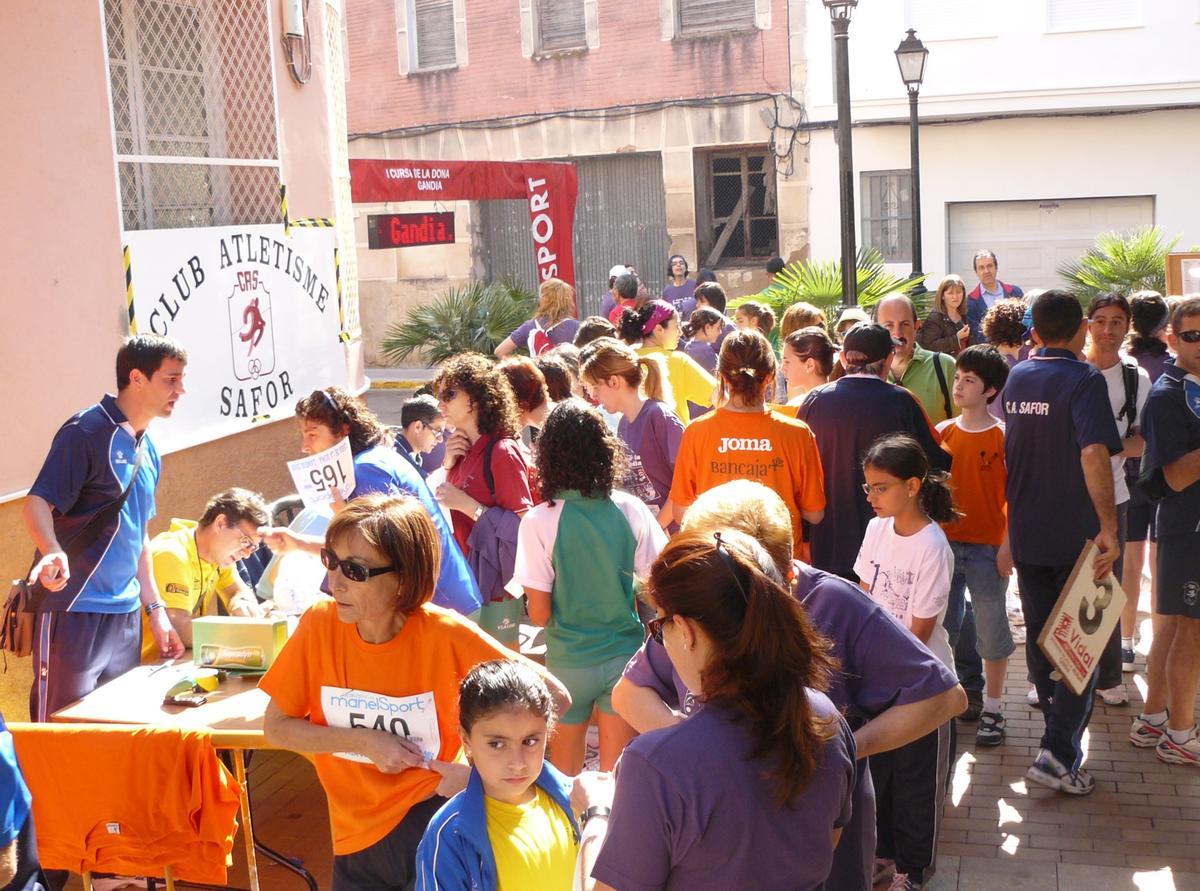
[331,795,447,891]
[871,720,956,880]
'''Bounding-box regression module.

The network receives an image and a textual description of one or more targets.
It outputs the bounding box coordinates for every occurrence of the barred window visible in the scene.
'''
[861,170,912,263]
[537,0,586,52]
[105,0,280,231]
[678,0,755,36]
[414,0,457,69]
[695,148,778,267]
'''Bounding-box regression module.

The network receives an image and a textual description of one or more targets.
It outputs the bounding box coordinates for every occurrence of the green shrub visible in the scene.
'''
[1058,226,1180,299]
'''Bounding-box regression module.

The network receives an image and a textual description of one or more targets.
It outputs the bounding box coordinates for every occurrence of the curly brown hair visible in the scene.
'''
[535,398,627,502]
[295,387,393,455]
[432,354,521,438]
[982,298,1027,348]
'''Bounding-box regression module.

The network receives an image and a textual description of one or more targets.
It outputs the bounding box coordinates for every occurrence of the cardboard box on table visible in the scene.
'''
[1036,541,1127,695]
[192,616,288,673]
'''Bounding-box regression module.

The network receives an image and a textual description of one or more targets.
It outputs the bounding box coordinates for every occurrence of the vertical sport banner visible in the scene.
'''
[125,224,347,454]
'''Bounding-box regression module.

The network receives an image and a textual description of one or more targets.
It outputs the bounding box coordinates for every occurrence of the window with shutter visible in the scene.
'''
[861,171,912,263]
[1046,0,1141,32]
[414,0,456,69]
[537,0,586,52]
[678,0,756,36]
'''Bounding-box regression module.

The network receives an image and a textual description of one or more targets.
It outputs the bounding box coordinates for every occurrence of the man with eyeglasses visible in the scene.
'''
[394,395,446,479]
[1132,297,1200,767]
[140,488,271,662]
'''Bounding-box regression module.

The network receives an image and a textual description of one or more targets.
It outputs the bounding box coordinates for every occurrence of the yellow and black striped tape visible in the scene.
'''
[335,247,352,343]
[280,183,289,235]
[251,414,271,424]
[292,218,335,228]
[123,245,137,334]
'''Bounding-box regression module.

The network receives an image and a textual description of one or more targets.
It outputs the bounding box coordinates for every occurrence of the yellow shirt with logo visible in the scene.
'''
[140,519,238,662]
[485,786,577,891]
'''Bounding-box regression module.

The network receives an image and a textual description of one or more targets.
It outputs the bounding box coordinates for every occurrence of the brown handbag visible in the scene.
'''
[1,578,39,659]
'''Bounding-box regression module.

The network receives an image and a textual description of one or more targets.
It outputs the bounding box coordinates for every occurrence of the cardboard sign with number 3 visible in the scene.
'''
[287,438,356,507]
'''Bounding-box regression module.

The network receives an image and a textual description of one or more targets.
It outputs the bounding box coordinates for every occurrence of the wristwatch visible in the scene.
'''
[471,503,485,522]
[144,601,165,618]
[581,806,611,826]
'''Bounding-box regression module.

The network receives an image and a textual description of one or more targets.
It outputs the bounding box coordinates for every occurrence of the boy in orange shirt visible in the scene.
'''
[936,345,1013,747]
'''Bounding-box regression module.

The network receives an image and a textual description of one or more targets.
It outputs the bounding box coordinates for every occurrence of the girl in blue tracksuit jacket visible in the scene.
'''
[416,660,580,890]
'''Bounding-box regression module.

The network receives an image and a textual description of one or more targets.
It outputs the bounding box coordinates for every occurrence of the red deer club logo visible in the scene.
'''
[227,270,276,381]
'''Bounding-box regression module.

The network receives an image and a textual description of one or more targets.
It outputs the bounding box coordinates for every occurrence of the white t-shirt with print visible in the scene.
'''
[1098,359,1151,505]
[854,516,955,669]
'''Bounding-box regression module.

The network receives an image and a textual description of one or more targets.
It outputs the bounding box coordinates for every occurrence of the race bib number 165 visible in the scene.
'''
[321,686,442,765]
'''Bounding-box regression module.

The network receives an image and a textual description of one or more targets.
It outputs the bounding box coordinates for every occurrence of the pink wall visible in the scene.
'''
[347,0,793,134]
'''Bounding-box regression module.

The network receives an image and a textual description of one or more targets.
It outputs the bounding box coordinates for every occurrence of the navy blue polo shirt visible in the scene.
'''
[28,395,161,613]
[799,375,951,578]
[1140,361,1200,536]
[1003,348,1122,566]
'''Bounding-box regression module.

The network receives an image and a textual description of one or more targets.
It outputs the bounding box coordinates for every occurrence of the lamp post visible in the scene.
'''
[895,28,929,294]
[824,0,859,305]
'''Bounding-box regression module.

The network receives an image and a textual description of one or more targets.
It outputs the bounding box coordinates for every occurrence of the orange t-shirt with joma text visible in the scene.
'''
[669,407,825,554]
[258,598,515,855]
[937,417,1007,546]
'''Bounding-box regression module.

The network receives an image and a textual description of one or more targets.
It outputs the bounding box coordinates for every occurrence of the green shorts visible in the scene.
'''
[478,597,523,647]
[551,653,632,725]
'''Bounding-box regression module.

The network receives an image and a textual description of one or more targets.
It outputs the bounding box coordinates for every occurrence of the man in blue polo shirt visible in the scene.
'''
[799,323,951,580]
[24,335,187,722]
[1131,297,1200,767]
[1003,290,1121,795]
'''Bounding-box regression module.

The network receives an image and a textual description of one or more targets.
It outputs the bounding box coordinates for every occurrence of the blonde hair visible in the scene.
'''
[679,480,793,578]
[536,278,576,326]
[579,336,673,406]
[780,302,826,340]
[934,274,968,316]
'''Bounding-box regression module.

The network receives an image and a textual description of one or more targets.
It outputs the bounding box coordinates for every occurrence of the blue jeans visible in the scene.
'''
[1015,561,1101,769]
[946,542,1015,663]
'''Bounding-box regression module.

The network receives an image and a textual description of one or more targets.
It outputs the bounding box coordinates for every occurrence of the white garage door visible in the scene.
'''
[947,196,1154,292]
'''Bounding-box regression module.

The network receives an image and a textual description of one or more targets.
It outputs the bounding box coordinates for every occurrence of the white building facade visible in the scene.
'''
[804,0,1200,292]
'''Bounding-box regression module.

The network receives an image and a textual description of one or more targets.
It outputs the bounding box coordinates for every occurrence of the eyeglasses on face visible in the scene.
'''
[1177,329,1200,344]
[862,480,904,497]
[424,422,446,442]
[319,547,396,583]
[236,530,258,551]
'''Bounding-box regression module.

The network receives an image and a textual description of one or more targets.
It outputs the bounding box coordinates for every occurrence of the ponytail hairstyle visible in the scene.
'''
[644,529,837,806]
[735,301,776,337]
[684,306,723,340]
[619,299,677,346]
[579,337,672,405]
[862,433,961,524]
[1128,290,1170,357]
[717,329,776,405]
[783,326,836,377]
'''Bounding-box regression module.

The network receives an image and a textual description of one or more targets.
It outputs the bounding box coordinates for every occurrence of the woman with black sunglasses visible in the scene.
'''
[574,529,856,891]
[261,493,569,891]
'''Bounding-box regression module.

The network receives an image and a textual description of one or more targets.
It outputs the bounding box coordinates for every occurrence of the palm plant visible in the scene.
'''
[730,247,928,317]
[1058,226,1180,300]
[380,279,536,365]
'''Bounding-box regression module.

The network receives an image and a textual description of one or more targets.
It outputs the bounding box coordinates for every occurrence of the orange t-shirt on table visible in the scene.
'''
[936,417,1007,547]
[259,598,515,855]
[669,407,825,554]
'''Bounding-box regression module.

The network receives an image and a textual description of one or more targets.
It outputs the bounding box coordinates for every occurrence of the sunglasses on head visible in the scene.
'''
[319,547,396,583]
[647,614,670,644]
[1178,329,1200,344]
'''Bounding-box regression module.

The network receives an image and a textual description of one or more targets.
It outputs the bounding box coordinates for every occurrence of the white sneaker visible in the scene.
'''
[1097,685,1129,706]
[1026,687,1039,707]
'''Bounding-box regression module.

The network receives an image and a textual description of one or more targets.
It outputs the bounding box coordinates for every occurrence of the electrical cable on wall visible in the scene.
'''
[283,0,312,85]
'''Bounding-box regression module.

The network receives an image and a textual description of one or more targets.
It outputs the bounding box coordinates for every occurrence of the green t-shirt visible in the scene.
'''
[889,343,959,425]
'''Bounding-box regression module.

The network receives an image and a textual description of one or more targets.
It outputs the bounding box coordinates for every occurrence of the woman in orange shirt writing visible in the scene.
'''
[260,494,568,891]
[669,329,826,556]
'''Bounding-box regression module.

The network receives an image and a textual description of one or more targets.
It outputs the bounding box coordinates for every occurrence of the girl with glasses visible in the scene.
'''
[261,494,568,891]
[512,399,666,776]
[576,529,855,890]
[853,433,958,891]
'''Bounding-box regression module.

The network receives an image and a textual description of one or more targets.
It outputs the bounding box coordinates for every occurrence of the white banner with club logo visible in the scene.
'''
[125,224,347,454]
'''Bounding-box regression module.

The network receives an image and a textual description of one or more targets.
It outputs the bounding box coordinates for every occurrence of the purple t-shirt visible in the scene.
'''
[682,339,717,374]
[620,563,959,891]
[600,292,616,321]
[509,316,581,350]
[714,320,736,352]
[617,400,684,512]
[988,353,1020,422]
[661,280,698,318]
[592,697,855,891]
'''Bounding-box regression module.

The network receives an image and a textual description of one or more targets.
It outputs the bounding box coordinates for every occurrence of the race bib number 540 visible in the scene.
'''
[321,686,441,764]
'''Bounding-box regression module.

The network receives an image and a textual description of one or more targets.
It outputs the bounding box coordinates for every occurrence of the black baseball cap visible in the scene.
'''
[841,323,900,365]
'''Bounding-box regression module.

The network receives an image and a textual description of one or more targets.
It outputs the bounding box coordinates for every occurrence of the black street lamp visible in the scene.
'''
[824,0,859,305]
[895,28,929,294]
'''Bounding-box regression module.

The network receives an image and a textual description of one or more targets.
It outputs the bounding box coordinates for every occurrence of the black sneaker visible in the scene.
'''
[1121,647,1136,672]
[976,710,1005,746]
[959,687,983,722]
